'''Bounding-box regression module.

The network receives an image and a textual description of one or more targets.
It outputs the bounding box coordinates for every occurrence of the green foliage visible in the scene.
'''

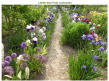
[92,13,107,40]
[62,12,70,27]
[99,51,107,67]
[69,5,107,15]
[69,50,100,80]
[61,22,89,48]
[2,5,47,54]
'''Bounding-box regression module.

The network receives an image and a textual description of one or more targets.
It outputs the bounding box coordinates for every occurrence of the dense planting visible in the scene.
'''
[61,5,107,80]
[2,5,107,80]
[2,5,58,80]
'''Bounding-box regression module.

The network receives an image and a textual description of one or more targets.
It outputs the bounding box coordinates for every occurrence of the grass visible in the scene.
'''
[61,12,70,28]
[69,49,101,80]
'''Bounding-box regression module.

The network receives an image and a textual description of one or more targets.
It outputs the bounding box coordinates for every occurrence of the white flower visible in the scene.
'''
[89,22,92,24]
[26,25,31,30]
[39,29,44,33]
[17,71,22,79]
[26,39,31,44]
[90,27,95,31]
[74,14,77,18]
[32,37,38,41]
[17,55,23,60]
[25,67,30,79]
[16,55,23,64]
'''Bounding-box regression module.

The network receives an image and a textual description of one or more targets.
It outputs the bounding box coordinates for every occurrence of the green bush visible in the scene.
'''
[69,50,100,80]
[92,13,107,41]
[61,22,89,48]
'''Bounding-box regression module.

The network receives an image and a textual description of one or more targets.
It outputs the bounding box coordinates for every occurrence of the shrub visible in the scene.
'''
[61,22,89,48]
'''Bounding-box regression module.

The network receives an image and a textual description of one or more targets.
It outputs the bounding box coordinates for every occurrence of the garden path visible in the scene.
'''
[42,13,70,80]
[33,13,75,80]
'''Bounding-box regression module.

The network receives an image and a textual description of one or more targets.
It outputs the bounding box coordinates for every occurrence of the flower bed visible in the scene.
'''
[61,6,107,80]
[2,6,58,80]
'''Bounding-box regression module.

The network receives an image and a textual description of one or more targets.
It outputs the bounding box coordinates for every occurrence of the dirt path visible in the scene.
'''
[42,13,69,80]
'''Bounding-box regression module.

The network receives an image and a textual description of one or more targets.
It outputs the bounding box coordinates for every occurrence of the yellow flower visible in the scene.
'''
[90,11,97,16]
[95,36,101,42]
[80,16,84,18]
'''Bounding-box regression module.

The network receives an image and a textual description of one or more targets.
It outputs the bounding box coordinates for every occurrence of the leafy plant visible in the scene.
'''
[61,22,89,48]
[69,50,100,80]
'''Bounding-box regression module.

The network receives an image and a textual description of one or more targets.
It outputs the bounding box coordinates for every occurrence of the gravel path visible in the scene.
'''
[33,13,74,80]
[42,13,70,80]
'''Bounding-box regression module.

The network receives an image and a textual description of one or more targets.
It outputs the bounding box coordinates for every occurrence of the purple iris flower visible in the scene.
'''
[98,47,105,53]
[81,65,86,70]
[93,66,96,72]
[11,53,17,57]
[42,33,46,40]
[93,55,98,61]
[94,41,100,46]
[100,42,106,46]
[90,40,95,45]
[26,25,31,32]
[71,13,78,18]
[32,37,38,43]
[87,34,93,40]
[81,34,86,40]
[42,36,46,40]
[31,26,36,30]
[26,28,30,32]
[5,56,12,62]
[47,16,52,22]
[71,13,75,16]
[20,42,26,49]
